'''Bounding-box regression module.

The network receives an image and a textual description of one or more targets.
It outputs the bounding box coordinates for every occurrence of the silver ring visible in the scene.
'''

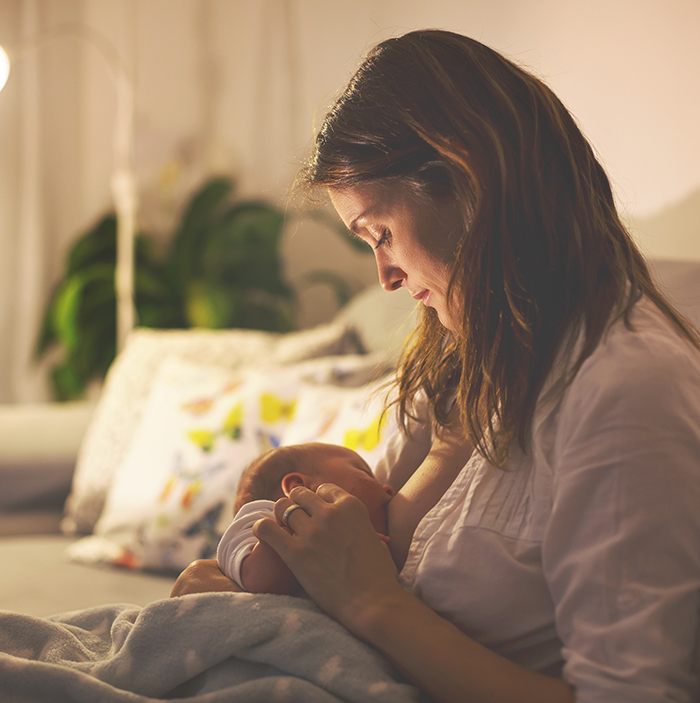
[281,503,304,528]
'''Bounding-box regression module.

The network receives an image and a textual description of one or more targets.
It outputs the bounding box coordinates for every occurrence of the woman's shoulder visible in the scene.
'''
[545,297,700,485]
[572,296,700,397]
[552,297,700,442]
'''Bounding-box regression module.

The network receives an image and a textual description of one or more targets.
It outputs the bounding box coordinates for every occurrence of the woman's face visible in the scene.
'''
[329,182,459,331]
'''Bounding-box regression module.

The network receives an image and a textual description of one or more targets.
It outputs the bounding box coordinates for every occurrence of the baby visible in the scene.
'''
[217,442,394,595]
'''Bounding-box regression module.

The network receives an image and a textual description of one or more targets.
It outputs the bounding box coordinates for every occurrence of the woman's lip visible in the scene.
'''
[410,289,432,306]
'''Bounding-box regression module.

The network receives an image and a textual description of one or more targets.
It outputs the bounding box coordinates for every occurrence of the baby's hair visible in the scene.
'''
[234,445,310,513]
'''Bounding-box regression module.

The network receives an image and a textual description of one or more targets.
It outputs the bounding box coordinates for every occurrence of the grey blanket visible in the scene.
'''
[0,592,421,702]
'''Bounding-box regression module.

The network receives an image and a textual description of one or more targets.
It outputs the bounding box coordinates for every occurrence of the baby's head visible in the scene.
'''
[235,442,393,534]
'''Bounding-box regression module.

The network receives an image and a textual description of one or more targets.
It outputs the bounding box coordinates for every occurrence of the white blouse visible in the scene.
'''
[376,297,700,702]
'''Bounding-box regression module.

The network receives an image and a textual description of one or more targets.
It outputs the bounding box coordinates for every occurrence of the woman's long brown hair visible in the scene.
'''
[299,29,699,466]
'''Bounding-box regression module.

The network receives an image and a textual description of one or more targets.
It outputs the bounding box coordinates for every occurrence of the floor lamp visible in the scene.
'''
[0,23,136,353]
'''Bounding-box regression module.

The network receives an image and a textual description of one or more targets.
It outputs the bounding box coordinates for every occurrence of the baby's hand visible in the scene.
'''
[170,559,242,597]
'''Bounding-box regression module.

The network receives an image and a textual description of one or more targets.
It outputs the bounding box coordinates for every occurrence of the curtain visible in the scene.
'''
[0,0,49,402]
[0,0,136,403]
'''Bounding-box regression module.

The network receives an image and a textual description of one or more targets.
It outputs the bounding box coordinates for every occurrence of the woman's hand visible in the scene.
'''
[170,558,243,597]
[253,483,405,636]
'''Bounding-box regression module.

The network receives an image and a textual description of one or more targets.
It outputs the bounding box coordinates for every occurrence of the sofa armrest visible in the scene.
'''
[0,402,95,512]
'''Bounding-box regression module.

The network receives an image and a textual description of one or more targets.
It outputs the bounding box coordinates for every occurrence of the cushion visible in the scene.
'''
[67,353,393,572]
[61,321,364,536]
[281,378,399,472]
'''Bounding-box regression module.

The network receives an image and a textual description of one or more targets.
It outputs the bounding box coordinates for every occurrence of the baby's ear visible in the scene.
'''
[281,472,313,497]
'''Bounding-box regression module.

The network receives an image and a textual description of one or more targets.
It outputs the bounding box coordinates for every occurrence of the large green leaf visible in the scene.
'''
[35,284,60,358]
[66,214,117,273]
[51,265,115,351]
[51,361,84,402]
[185,279,242,329]
[199,204,287,289]
[36,176,366,400]
[66,214,155,273]
[184,279,296,331]
[178,177,234,239]
[51,277,85,353]
[168,177,234,288]
[50,311,115,400]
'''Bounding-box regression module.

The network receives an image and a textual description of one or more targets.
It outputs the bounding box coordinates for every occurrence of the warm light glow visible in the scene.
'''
[0,46,10,93]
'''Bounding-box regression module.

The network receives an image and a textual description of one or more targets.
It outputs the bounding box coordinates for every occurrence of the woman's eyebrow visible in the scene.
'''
[348,216,365,234]
[348,206,381,234]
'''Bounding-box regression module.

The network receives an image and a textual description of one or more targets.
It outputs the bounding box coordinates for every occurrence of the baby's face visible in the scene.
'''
[299,444,393,535]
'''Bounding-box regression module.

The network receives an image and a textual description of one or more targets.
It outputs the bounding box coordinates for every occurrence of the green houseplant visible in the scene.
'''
[36,176,359,401]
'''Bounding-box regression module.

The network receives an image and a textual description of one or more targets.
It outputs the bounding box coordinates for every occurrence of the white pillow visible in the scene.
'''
[61,321,363,535]
[281,375,399,472]
[68,353,391,572]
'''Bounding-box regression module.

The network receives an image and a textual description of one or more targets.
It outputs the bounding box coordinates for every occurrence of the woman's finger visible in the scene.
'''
[314,482,348,502]
[273,497,309,532]
[285,484,327,513]
[286,482,349,511]
[254,516,296,556]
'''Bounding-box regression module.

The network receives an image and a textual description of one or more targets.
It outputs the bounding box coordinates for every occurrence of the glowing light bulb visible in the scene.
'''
[0,46,10,92]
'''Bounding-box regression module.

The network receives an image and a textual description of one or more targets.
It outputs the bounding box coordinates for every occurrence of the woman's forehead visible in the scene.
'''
[328,181,406,227]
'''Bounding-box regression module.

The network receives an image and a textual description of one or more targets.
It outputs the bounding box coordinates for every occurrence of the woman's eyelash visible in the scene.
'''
[373,227,391,250]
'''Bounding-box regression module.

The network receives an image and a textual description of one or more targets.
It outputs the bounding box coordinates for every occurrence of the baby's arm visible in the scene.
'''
[217,499,302,596]
[239,540,301,595]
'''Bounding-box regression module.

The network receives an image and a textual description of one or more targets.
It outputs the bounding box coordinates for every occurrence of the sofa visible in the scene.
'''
[1,259,698,618]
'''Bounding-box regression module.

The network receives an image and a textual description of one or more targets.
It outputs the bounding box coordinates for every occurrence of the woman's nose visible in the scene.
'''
[376,257,405,292]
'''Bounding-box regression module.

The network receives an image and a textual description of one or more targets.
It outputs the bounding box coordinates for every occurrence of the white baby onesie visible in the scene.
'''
[216,499,275,588]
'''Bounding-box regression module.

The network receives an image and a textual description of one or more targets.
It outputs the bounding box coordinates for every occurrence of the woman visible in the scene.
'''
[172,30,700,702]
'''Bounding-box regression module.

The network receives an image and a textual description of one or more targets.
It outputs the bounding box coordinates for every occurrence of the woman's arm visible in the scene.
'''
[360,588,574,703]
[541,338,700,701]
[254,484,574,703]
[388,416,474,569]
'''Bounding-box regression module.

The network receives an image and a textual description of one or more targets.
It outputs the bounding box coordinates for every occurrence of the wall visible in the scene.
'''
[74,0,700,266]
[74,0,700,321]
[0,0,698,400]
[293,0,700,266]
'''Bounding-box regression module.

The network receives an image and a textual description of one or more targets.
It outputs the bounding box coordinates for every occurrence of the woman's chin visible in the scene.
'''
[435,309,456,333]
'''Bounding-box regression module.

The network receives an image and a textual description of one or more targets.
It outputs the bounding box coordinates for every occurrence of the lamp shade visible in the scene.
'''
[0,46,10,93]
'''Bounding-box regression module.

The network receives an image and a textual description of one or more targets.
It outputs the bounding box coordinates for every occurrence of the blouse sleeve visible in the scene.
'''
[542,337,700,703]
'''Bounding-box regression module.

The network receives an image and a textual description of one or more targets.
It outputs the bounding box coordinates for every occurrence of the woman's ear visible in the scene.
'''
[281,472,311,497]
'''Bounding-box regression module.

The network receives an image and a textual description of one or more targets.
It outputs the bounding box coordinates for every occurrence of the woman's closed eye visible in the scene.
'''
[373,227,391,250]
